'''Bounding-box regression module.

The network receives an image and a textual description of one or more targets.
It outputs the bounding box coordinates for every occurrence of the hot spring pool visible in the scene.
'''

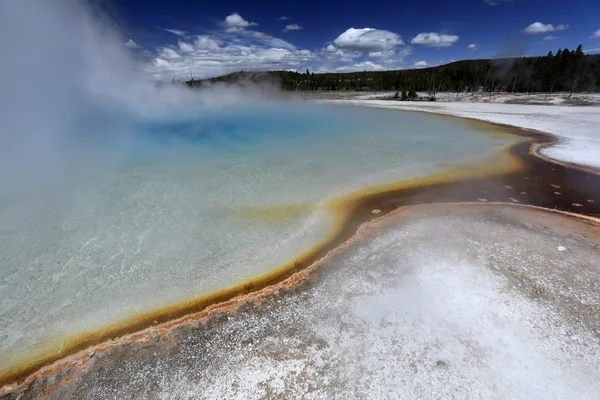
[0,103,517,376]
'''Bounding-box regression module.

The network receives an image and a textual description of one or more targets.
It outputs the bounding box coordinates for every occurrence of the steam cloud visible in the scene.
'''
[1,0,148,200]
[0,0,279,208]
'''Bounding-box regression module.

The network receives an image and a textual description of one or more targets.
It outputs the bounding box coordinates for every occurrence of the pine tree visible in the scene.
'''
[568,44,585,98]
[401,88,408,101]
[408,87,417,100]
[198,44,599,97]
[394,73,402,90]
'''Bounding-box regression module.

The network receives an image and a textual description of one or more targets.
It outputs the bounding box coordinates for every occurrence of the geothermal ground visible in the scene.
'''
[5,205,600,400]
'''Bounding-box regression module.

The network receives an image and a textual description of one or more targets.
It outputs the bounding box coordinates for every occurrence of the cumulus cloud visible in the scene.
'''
[398,46,414,58]
[148,44,315,81]
[591,29,600,39]
[125,39,140,49]
[413,60,428,67]
[224,13,257,33]
[322,44,360,62]
[193,35,222,51]
[468,43,479,50]
[160,28,186,36]
[146,26,315,81]
[333,28,405,52]
[283,24,303,32]
[153,58,172,68]
[178,41,194,53]
[543,35,558,41]
[146,17,413,80]
[335,60,386,72]
[159,47,182,60]
[521,22,568,34]
[411,32,459,47]
[318,28,411,73]
[368,51,389,57]
[322,44,412,73]
[277,16,289,21]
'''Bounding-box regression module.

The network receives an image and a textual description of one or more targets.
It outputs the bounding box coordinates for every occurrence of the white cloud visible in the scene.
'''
[413,60,428,67]
[321,46,361,63]
[144,16,413,81]
[243,31,296,51]
[521,22,569,34]
[367,47,410,59]
[160,28,186,37]
[159,47,182,60]
[468,43,479,50]
[125,39,139,49]
[178,41,194,53]
[522,22,553,34]
[543,35,558,41]
[397,46,414,58]
[583,47,600,54]
[333,28,405,52]
[194,35,222,51]
[411,32,459,47]
[321,28,408,70]
[283,24,303,32]
[591,29,600,39]
[320,42,412,73]
[277,16,289,21]
[335,61,386,72]
[224,13,257,32]
[145,29,316,81]
[153,58,172,68]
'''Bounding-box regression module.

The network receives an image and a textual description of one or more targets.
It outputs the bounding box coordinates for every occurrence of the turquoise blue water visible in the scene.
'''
[0,102,511,373]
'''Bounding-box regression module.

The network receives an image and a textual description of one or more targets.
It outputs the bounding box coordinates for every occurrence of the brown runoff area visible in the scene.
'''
[1,121,599,396]
[337,126,600,224]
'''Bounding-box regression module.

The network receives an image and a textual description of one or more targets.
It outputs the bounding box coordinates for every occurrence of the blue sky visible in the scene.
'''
[114,0,600,80]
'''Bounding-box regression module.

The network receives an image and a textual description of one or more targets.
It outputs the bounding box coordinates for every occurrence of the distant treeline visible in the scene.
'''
[187,45,600,95]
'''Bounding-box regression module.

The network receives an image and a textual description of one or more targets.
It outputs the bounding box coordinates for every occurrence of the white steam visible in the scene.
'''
[0,0,279,204]
[1,0,144,200]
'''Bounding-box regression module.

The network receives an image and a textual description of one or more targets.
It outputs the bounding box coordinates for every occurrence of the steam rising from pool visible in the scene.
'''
[0,0,515,380]
[0,0,277,202]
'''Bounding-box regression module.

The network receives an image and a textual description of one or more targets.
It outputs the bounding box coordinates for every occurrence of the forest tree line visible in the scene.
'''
[187,45,600,95]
